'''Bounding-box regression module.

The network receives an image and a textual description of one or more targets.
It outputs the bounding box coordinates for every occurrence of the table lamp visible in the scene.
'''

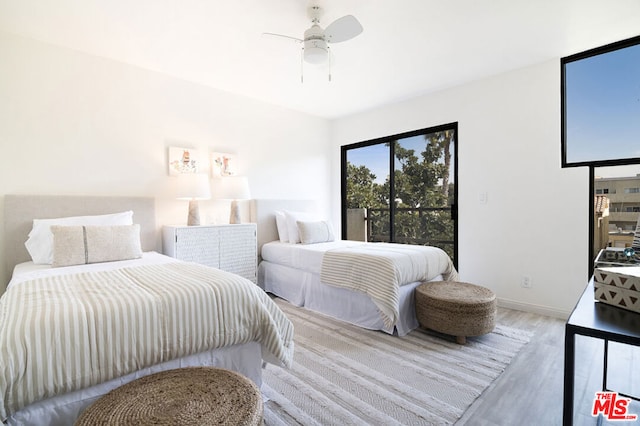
[212,176,251,224]
[176,173,211,226]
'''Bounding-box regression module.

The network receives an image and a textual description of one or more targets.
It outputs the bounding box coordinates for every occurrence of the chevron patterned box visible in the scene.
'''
[594,267,640,313]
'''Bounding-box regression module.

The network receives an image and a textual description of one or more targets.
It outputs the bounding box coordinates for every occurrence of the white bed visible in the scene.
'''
[1,195,294,426]
[251,199,458,336]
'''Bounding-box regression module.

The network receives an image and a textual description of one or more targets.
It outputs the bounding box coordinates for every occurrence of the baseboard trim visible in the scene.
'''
[497,297,571,320]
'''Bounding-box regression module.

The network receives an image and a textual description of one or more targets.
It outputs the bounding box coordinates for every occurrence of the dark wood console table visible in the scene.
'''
[563,279,640,425]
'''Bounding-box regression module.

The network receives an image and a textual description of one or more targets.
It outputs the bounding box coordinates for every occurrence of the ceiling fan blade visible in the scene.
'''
[262,32,303,43]
[325,15,363,43]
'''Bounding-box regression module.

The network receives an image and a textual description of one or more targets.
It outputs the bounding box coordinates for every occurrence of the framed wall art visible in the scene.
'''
[211,152,236,177]
[168,147,202,175]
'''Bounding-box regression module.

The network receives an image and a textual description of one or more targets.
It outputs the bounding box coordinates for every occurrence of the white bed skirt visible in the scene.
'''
[259,261,440,336]
[5,342,262,426]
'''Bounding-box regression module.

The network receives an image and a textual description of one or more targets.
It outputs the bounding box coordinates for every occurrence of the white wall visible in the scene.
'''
[0,30,593,317]
[331,60,590,318]
[0,31,332,291]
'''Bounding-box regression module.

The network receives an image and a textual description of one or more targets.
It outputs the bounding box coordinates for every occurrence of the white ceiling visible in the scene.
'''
[1,0,639,119]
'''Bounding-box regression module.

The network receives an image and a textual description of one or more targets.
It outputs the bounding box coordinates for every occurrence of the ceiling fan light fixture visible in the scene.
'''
[263,5,362,77]
[304,40,328,64]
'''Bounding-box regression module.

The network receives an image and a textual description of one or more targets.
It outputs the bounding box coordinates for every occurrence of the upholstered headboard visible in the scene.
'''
[3,194,158,274]
[249,199,317,255]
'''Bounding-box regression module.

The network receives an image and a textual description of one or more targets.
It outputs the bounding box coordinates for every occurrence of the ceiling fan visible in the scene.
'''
[263,4,363,81]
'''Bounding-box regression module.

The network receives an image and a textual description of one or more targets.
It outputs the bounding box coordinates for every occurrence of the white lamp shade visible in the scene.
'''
[176,173,211,200]
[211,176,251,200]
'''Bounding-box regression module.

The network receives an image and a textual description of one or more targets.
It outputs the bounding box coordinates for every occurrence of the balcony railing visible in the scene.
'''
[348,207,454,259]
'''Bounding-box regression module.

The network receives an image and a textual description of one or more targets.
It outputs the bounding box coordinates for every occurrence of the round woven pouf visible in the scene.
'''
[415,281,497,344]
[75,367,263,426]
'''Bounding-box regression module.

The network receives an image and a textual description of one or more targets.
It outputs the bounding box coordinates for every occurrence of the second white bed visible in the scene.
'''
[259,241,444,336]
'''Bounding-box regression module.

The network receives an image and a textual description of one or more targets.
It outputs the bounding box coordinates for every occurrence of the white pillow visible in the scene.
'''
[51,224,142,267]
[297,220,335,244]
[25,211,134,264]
[284,210,318,244]
[274,211,289,243]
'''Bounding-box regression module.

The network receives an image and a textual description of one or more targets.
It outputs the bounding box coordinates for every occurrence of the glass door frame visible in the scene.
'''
[340,122,458,269]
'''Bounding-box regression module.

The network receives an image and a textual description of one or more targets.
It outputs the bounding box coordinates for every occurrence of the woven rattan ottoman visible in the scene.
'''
[415,281,496,344]
[75,367,263,426]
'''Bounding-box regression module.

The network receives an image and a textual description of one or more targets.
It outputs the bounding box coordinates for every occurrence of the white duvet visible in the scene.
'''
[261,241,458,328]
[0,253,294,420]
[320,243,459,327]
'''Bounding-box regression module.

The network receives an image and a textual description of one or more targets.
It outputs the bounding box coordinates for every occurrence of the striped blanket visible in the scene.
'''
[0,262,294,420]
[320,243,458,328]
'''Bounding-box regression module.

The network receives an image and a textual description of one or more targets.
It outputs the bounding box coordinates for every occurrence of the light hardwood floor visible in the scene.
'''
[457,307,640,425]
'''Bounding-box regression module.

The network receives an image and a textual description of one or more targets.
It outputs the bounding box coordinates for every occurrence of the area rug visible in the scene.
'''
[262,299,532,425]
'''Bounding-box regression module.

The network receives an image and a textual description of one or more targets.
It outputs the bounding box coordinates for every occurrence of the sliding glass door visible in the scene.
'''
[341,123,458,266]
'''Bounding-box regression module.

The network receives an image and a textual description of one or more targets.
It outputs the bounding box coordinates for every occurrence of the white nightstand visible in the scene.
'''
[163,224,257,283]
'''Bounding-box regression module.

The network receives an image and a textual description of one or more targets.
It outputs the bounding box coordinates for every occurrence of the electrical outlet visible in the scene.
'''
[521,276,532,288]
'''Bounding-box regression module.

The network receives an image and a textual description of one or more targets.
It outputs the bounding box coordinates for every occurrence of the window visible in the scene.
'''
[563,36,640,277]
[595,188,617,195]
[591,165,640,275]
[341,123,458,266]
[562,35,640,168]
